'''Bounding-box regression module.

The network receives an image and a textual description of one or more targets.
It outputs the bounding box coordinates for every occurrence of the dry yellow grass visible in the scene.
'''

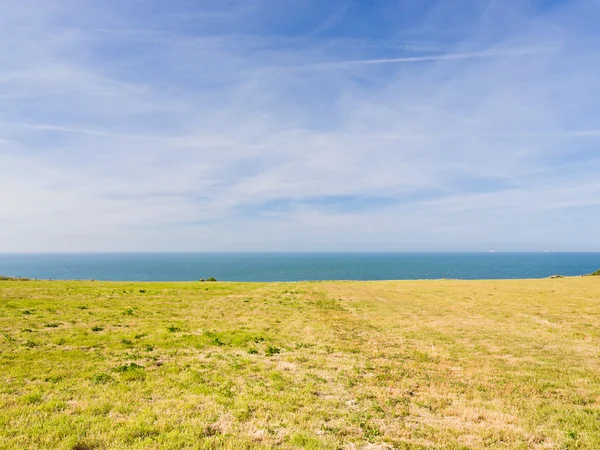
[0,277,599,449]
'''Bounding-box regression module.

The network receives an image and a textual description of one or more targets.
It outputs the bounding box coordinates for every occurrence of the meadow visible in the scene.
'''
[0,278,599,449]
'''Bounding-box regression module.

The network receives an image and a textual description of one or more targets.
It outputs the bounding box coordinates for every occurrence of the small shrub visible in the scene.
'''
[207,277,217,282]
[22,310,32,315]
[45,323,59,328]
[139,289,146,293]
[265,346,281,356]
[167,326,181,333]
[76,305,89,310]
[247,348,259,354]
[588,269,600,276]
[123,308,134,316]
[198,278,205,282]
[23,340,38,348]
[134,333,147,339]
[91,326,104,332]
[121,339,133,346]
[0,275,30,281]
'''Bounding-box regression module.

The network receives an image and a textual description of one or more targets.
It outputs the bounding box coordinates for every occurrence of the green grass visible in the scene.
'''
[1,278,599,449]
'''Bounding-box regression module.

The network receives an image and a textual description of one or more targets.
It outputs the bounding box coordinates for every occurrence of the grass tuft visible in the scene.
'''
[91,373,114,384]
[265,346,281,356]
[113,363,145,373]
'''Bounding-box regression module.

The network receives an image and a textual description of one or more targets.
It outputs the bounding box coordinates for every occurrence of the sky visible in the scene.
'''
[1,0,599,252]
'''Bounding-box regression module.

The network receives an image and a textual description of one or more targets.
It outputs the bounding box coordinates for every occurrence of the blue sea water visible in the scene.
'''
[0,253,599,282]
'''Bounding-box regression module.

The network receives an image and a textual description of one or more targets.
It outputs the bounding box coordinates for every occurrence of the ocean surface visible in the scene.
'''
[0,253,599,282]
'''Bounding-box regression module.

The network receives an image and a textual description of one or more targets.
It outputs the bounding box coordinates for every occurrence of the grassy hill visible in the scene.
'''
[1,278,599,449]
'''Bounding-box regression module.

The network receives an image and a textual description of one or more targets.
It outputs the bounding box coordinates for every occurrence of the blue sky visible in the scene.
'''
[1,0,599,252]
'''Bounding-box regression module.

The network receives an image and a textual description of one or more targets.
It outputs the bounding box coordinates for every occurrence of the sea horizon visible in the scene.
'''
[1,252,599,282]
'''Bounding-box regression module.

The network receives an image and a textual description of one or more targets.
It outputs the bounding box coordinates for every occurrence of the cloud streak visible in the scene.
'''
[298,46,559,70]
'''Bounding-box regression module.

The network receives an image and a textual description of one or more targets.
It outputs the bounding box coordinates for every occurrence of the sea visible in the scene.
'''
[0,253,599,282]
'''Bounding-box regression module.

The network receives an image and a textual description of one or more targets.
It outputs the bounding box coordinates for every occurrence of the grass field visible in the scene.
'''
[1,278,599,449]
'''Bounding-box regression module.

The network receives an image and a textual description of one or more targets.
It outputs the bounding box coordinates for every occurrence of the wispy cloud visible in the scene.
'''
[297,46,559,70]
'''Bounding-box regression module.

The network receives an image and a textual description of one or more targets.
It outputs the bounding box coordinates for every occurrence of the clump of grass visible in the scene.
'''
[91,373,114,385]
[123,308,134,315]
[72,440,99,450]
[139,289,146,293]
[588,269,600,276]
[134,333,147,339]
[91,326,104,332]
[113,363,145,381]
[167,326,181,333]
[247,348,259,354]
[265,346,281,356]
[45,375,63,383]
[23,392,42,404]
[113,363,144,373]
[44,323,59,328]
[22,310,32,315]
[76,305,89,310]
[23,340,38,348]
[121,339,133,346]
[359,422,381,441]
